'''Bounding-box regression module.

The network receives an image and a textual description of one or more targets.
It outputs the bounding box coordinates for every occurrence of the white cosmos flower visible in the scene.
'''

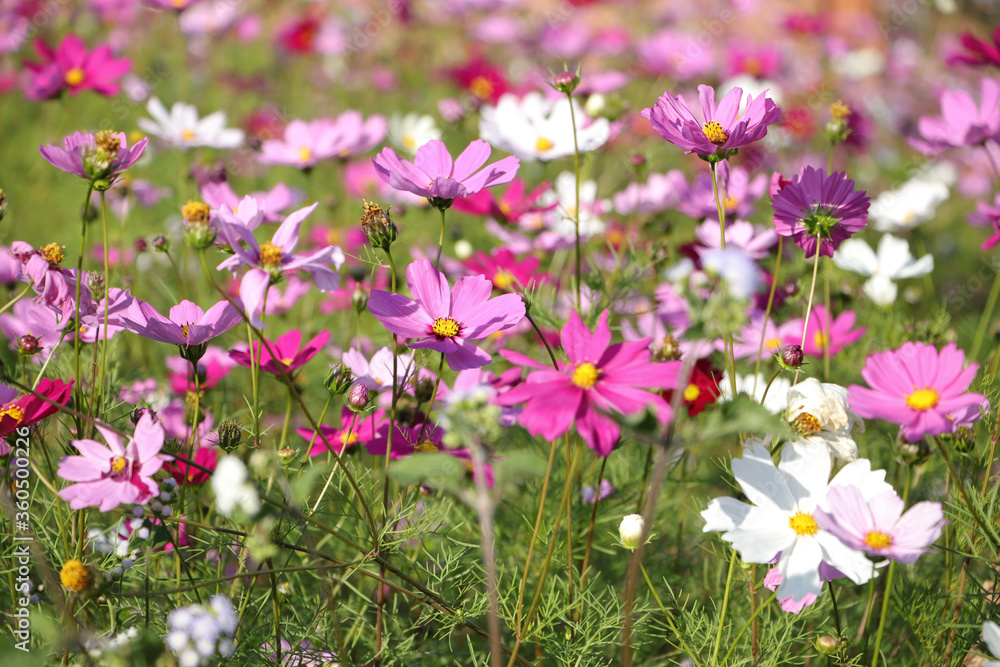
[702,441,888,603]
[786,378,864,462]
[138,98,245,150]
[718,371,791,415]
[540,171,609,240]
[869,177,949,233]
[212,456,260,517]
[983,621,1000,667]
[479,92,610,162]
[833,234,934,306]
[388,113,441,156]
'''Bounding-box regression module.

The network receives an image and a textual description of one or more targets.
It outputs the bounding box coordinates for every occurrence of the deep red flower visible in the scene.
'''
[448,56,509,105]
[947,26,1000,68]
[0,378,73,452]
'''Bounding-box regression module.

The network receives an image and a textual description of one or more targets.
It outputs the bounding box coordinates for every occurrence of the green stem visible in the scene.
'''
[710,548,739,666]
[311,410,358,514]
[970,257,1000,361]
[278,386,294,450]
[98,191,111,410]
[794,233,823,385]
[710,161,738,399]
[73,183,94,437]
[640,562,703,667]
[934,437,1000,552]
[435,207,447,270]
[567,90,582,310]
[720,592,777,666]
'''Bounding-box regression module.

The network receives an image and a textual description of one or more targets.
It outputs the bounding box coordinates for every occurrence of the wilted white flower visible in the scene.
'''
[833,234,934,306]
[618,514,646,551]
[211,456,260,517]
[138,98,245,150]
[786,378,864,462]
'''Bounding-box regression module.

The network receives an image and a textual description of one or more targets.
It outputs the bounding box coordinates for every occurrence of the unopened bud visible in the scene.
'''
[277,447,296,465]
[552,70,580,95]
[348,384,370,411]
[217,419,243,452]
[628,152,646,168]
[781,344,804,368]
[131,407,156,425]
[618,514,645,551]
[152,235,169,252]
[134,238,148,253]
[18,334,39,356]
[656,334,682,362]
[815,635,841,656]
[360,200,397,251]
[352,287,368,313]
[325,363,354,396]
[87,272,106,301]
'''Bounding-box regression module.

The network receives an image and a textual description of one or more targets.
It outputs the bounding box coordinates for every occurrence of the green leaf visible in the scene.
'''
[492,450,546,491]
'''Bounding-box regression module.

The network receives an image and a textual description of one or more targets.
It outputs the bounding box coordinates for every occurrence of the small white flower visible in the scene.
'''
[138,98,244,150]
[618,514,646,550]
[833,234,934,306]
[719,371,791,415]
[540,171,608,240]
[388,113,441,156]
[869,178,949,233]
[212,456,260,517]
[786,378,864,462]
[479,92,610,162]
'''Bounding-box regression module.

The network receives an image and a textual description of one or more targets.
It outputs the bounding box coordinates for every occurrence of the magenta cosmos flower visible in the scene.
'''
[372,139,519,209]
[947,28,1000,68]
[817,485,946,564]
[57,413,171,512]
[641,85,781,160]
[783,305,866,358]
[39,131,148,186]
[771,166,870,258]
[217,202,345,329]
[230,329,330,376]
[22,34,130,100]
[0,379,73,454]
[848,342,987,442]
[367,259,525,371]
[296,408,383,456]
[496,310,681,457]
[912,78,1000,154]
[121,299,242,361]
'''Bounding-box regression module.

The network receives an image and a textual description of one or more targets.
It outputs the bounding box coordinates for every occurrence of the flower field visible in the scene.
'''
[2,1,1000,666]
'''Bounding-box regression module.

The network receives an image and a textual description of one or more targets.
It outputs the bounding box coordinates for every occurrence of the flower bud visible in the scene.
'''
[134,237,148,253]
[815,635,841,656]
[18,334,39,356]
[277,447,297,465]
[551,70,580,95]
[656,334,682,362]
[628,152,646,168]
[360,200,397,251]
[325,363,354,396]
[781,344,804,368]
[217,419,243,452]
[348,384,370,411]
[824,100,851,145]
[352,287,368,314]
[414,377,436,403]
[152,235,169,252]
[59,559,90,592]
[131,407,156,425]
[87,271,106,301]
[618,514,645,551]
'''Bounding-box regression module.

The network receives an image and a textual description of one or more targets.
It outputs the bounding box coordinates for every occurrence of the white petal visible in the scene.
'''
[833,238,878,276]
[701,497,752,533]
[863,275,898,307]
[724,507,795,563]
[984,621,1000,660]
[777,440,832,511]
[776,536,824,602]
[814,531,875,585]
[733,443,796,512]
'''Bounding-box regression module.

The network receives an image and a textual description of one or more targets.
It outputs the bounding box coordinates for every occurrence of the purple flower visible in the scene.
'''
[372,139,519,208]
[121,299,242,359]
[57,413,171,512]
[216,203,345,329]
[367,259,525,371]
[912,78,1000,154]
[771,166,870,258]
[39,131,147,185]
[816,485,946,564]
[641,85,781,159]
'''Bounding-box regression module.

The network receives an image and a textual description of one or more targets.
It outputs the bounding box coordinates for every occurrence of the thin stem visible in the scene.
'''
[579,455,608,585]
[523,310,559,368]
[98,191,111,408]
[567,90,582,310]
[752,237,783,389]
[0,284,31,318]
[970,257,1000,361]
[73,183,94,437]
[794,234,824,385]
[278,386,294,450]
[720,592,778,666]
[710,161,738,399]
[470,440,502,667]
[640,562,703,667]
[311,410,358,514]
[435,207,447,270]
[710,548,739,666]
[934,437,1000,552]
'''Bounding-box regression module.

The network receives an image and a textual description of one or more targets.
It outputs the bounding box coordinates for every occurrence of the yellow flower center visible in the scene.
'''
[831,100,851,121]
[341,432,359,446]
[40,242,65,265]
[416,441,439,453]
[493,270,512,290]
[0,404,25,424]
[814,331,829,350]
[64,68,85,86]
[281,358,294,366]
[766,337,782,352]
[606,229,623,246]
[572,362,600,389]
[110,455,127,476]
[182,200,211,223]
[702,121,729,146]
[298,146,312,163]
[259,242,284,267]
[172,0,187,7]
[59,560,89,592]
[498,201,512,217]
[432,316,461,338]
[180,128,195,141]
[724,194,738,210]
[402,135,416,151]
[683,383,700,402]
[792,412,823,435]
[789,512,819,536]
[864,531,892,550]
[470,76,494,100]
[535,136,554,152]
[181,324,190,339]
[906,388,939,411]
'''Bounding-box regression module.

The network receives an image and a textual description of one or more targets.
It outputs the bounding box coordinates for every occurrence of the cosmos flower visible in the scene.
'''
[372,139,519,208]
[39,131,148,185]
[57,413,171,512]
[641,84,781,159]
[912,78,1000,153]
[388,112,441,155]
[947,27,1000,68]
[367,259,525,371]
[138,98,244,150]
[782,305,866,358]
[771,166,870,258]
[296,408,383,456]
[497,310,681,456]
[259,113,386,169]
[0,379,73,453]
[452,178,553,224]
[785,378,864,462]
[868,176,949,234]
[229,329,330,376]
[614,171,686,216]
[22,34,130,100]
[848,342,987,442]
[121,299,242,358]
[718,371,791,415]
[833,234,934,306]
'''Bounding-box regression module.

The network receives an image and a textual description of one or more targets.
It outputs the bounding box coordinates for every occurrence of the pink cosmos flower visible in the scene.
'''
[121,299,243,361]
[0,379,73,454]
[201,181,303,224]
[848,342,987,442]
[912,78,1000,154]
[39,131,148,185]
[9,241,86,320]
[641,85,781,159]
[947,27,1000,68]
[496,310,681,456]
[771,166,870,258]
[968,192,1000,249]
[678,162,768,220]
[143,0,204,10]
[461,249,545,292]
[259,112,386,169]
[817,485,946,564]
[613,171,686,216]
[164,446,218,486]
[367,259,525,371]
[694,220,777,260]
[452,178,553,223]
[783,306,866,358]
[229,329,330,376]
[296,408,383,456]
[372,139,519,208]
[22,34,130,100]
[57,413,171,512]
[216,203,345,329]
[166,346,235,394]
